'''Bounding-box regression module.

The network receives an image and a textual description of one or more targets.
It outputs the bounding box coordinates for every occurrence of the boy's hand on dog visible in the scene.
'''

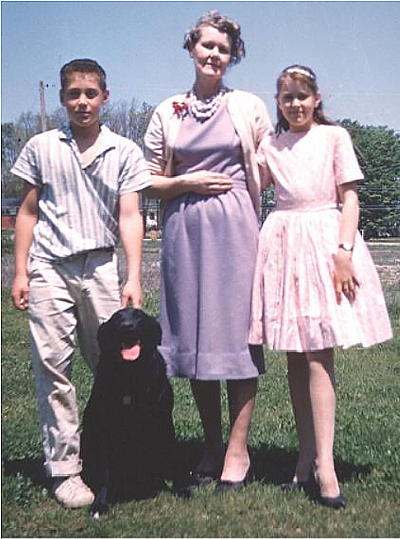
[121,280,143,309]
[11,275,30,310]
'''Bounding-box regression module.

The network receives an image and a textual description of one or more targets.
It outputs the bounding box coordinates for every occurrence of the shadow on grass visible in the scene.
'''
[3,441,371,495]
[249,443,372,485]
[3,456,51,490]
[171,439,372,486]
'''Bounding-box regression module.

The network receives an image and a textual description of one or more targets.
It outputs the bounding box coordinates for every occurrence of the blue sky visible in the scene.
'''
[2,1,400,130]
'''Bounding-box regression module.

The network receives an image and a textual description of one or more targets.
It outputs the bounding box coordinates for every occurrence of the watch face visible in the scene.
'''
[340,242,353,251]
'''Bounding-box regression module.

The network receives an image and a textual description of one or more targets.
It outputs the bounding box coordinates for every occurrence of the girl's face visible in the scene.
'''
[277,78,320,132]
[191,25,232,84]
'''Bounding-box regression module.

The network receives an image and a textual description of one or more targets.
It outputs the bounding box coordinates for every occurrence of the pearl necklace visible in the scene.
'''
[189,86,227,122]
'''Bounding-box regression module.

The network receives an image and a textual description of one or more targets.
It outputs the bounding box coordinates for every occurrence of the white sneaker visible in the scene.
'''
[52,474,95,508]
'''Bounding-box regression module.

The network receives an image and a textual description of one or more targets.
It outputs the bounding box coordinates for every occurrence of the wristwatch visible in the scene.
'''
[339,242,354,253]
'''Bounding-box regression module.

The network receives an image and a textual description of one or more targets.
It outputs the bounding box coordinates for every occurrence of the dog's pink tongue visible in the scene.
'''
[121,344,141,361]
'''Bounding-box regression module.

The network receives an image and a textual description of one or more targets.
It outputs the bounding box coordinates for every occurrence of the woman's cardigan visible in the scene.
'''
[144,89,272,217]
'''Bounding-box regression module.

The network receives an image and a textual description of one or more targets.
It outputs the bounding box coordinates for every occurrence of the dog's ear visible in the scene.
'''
[97,321,109,352]
[148,316,162,345]
[97,312,118,352]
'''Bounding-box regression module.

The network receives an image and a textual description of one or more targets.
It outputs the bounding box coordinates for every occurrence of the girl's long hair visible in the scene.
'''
[275,65,335,134]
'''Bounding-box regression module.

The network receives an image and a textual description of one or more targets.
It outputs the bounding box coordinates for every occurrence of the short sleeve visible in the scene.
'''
[144,106,167,175]
[257,137,274,189]
[118,141,152,195]
[10,136,42,186]
[334,127,364,185]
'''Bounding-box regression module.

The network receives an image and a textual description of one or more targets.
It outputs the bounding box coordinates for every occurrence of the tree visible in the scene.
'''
[1,122,25,197]
[340,120,400,238]
[102,99,154,150]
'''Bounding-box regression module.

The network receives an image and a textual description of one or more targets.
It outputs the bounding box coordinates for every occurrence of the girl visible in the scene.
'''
[249,65,393,508]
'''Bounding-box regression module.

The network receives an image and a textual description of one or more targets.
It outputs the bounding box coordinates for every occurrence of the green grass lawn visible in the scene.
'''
[2,259,400,536]
[2,290,400,537]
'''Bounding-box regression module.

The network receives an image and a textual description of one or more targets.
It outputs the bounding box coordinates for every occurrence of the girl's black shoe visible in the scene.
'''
[318,493,346,509]
[313,470,346,509]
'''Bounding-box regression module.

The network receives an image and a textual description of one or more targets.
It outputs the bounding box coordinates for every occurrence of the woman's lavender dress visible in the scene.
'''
[159,103,264,380]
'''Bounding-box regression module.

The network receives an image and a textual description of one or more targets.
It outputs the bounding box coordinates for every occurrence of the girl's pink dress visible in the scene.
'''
[249,125,393,352]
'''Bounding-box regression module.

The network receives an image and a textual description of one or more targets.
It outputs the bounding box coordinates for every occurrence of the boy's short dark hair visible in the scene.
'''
[60,59,107,91]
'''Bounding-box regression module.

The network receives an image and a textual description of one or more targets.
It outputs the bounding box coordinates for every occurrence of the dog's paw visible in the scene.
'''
[89,502,108,518]
[89,487,109,518]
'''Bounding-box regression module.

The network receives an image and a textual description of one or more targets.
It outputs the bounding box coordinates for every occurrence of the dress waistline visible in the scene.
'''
[272,203,339,213]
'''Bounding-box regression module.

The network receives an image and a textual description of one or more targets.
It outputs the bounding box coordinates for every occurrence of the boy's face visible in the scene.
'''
[60,72,109,129]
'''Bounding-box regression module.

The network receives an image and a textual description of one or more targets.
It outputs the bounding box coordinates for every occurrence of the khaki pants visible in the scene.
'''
[28,250,121,477]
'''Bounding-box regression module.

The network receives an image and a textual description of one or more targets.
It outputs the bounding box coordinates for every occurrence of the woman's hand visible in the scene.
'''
[332,250,359,304]
[145,171,233,200]
[184,170,233,195]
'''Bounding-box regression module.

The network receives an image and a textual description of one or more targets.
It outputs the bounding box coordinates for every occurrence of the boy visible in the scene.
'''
[11,59,152,508]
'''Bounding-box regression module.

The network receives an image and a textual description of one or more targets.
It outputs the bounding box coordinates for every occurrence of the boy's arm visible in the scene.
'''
[11,183,39,310]
[118,191,144,309]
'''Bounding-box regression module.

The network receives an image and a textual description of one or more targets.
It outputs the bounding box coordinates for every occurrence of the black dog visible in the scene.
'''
[81,308,189,517]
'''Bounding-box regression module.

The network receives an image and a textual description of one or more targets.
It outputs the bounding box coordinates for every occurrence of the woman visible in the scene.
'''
[144,11,271,491]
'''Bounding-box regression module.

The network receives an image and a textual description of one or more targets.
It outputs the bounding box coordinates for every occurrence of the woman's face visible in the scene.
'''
[191,25,232,84]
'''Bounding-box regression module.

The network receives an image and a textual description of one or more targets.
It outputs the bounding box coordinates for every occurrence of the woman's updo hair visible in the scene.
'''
[275,64,335,134]
[183,10,245,65]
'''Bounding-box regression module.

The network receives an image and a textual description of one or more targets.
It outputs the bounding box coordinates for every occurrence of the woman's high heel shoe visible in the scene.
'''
[215,466,253,494]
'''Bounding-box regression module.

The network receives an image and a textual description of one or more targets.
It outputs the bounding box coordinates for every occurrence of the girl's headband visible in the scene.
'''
[284,67,315,80]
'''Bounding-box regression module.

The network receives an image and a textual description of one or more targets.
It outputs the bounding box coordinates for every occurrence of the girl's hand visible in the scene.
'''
[185,170,233,195]
[332,250,359,304]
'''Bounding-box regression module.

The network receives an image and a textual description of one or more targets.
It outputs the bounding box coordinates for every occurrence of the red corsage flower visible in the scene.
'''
[172,101,189,117]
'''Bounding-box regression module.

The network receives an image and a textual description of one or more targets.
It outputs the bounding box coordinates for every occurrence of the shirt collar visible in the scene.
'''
[58,124,116,152]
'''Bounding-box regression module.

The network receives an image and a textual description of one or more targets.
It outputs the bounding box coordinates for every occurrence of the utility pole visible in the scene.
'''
[39,81,47,132]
